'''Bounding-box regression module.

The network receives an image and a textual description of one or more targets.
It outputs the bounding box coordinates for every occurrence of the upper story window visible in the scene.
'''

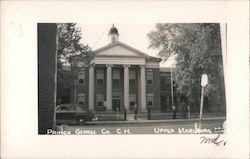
[113,69,120,90]
[146,69,153,85]
[78,69,85,85]
[129,79,136,84]
[129,69,136,79]
[96,69,104,85]
[113,79,120,90]
[129,69,136,90]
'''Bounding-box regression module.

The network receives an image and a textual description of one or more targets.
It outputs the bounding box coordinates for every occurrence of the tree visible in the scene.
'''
[148,23,226,112]
[56,23,93,104]
[57,23,93,65]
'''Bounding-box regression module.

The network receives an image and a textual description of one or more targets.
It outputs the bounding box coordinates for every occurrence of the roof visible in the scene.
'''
[160,67,175,72]
[94,41,161,62]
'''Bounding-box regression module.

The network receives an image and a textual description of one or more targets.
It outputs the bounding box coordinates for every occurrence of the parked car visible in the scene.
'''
[56,104,94,125]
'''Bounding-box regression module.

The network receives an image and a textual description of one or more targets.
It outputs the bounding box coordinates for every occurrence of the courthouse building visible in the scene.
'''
[75,25,162,112]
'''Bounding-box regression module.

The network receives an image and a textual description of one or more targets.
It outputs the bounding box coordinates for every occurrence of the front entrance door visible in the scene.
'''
[112,98,121,112]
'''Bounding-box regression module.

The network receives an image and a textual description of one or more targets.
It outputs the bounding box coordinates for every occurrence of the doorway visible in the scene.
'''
[112,98,121,112]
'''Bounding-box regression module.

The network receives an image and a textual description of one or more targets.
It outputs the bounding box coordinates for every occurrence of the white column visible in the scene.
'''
[140,65,146,112]
[106,64,113,111]
[123,65,130,110]
[137,68,141,110]
[88,64,95,110]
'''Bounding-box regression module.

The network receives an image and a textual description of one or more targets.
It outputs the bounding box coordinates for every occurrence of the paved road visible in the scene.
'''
[56,119,225,135]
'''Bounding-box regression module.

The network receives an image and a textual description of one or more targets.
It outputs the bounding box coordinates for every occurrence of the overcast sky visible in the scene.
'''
[77,23,175,67]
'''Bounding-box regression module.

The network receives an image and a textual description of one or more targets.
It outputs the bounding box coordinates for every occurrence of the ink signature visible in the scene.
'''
[200,134,227,146]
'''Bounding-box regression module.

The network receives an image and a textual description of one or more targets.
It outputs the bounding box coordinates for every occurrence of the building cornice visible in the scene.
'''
[93,41,161,63]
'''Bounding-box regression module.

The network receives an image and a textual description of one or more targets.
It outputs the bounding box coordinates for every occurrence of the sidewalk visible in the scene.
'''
[88,114,226,125]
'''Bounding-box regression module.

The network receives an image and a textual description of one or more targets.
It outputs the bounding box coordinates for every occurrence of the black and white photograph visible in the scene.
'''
[1,1,249,159]
[38,23,227,135]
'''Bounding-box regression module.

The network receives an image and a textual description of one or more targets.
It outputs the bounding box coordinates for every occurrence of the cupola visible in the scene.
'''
[108,24,119,43]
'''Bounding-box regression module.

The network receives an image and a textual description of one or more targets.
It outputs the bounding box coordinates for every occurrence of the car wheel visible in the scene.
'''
[77,116,85,125]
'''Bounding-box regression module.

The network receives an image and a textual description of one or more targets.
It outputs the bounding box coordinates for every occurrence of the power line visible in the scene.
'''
[92,24,111,48]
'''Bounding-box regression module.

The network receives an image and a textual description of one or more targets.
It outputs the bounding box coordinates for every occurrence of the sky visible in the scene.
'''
[77,23,175,67]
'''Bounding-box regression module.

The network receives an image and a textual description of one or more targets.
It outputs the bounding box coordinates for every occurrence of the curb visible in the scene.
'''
[87,117,226,125]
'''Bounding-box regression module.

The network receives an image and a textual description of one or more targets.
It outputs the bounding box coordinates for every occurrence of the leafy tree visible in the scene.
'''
[56,23,92,104]
[148,23,226,112]
[57,23,93,65]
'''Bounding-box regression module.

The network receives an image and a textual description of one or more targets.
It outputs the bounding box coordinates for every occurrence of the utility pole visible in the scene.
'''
[170,66,174,108]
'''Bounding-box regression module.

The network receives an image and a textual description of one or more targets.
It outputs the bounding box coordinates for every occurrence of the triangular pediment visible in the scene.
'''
[94,41,148,58]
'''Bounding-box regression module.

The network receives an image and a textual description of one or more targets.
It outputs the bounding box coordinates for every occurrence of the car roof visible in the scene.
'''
[58,104,79,107]
[57,104,88,110]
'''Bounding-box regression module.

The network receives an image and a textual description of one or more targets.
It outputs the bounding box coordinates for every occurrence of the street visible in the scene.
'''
[56,119,225,135]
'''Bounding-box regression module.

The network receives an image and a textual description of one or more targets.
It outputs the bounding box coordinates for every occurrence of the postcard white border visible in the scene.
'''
[1,0,249,158]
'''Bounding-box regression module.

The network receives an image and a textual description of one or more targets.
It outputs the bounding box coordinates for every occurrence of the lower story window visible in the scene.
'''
[130,101,135,106]
[147,79,153,85]
[147,101,153,107]
[97,102,103,107]
[129,94,136,106]
[78,94,85,106]
[147,94,154,108]
[96,94,104,107]
[79,79,85,84]
[129,94,136,110]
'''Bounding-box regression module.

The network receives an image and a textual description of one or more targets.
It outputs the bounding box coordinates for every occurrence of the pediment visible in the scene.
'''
[94,42,148,58]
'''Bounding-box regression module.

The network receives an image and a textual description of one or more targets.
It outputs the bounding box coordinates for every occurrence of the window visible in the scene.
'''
[97,102,103,107]
[129,94,136,111]
[96,69,104,85]
[96,94,104,107]
[147,94,154,108]
[113,69,120,79]
[130,101,135,106]
[78,94,85,105]
[129,69,136,90]
[79,79,84,84]
[147,101,153,107]
[78,69,85,84]
[129,94,136,106]
[147,79,153,85]
[129,79,136,90]
[129,69,136,79]
[113,79,120,90]
[129,79,135,84]
[97,79,103,85]
[146,69,153,85]
[113,69,121,90]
